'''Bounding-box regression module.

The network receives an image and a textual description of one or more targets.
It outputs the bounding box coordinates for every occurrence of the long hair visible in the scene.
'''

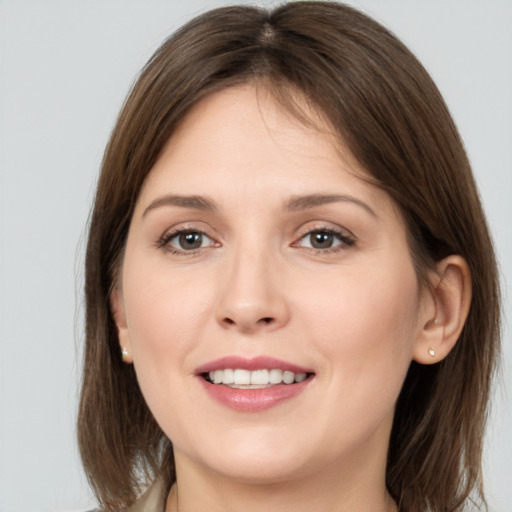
[78,3,501,511]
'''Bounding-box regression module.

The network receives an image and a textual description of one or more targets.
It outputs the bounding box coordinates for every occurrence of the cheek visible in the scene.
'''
[121,262,216,436]
[123,262,211,357]
[298,256,420,402]
[120,255,219,428]
[287,262,420,457]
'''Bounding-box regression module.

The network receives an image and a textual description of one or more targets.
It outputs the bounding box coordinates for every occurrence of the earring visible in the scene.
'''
[121,346,130,362]
[428,347,436,357]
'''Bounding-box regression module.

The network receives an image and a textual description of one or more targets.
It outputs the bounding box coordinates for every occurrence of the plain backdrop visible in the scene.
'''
[0,1,510,511]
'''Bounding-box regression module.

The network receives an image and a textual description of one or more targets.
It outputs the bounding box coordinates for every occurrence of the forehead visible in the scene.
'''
[133,84,399,225]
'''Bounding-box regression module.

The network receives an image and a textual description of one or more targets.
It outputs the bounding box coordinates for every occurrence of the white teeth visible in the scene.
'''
[282,371,294,384]
[233,369,251,385]
[222,368,234,384]
[250,369,269,385]
[206,368,310,386]
[269,369,283,384]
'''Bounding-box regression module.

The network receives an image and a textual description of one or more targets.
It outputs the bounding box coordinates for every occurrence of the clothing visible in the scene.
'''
[126,480,166,512]
[88,480,166,512]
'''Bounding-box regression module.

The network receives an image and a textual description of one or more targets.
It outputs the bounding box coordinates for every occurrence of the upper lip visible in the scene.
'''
[195,356,313,375]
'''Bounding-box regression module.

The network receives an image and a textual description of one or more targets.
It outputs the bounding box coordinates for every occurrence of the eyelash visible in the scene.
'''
[293,226,356,254]
[156,227,216,256]
[156,225,356,256]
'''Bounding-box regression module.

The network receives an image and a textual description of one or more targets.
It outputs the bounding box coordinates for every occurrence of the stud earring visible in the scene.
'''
[121,347,130,362]
[428,347,436,357]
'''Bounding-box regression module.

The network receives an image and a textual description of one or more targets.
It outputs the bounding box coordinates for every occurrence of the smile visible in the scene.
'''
[205,369,309,388]
[196,356,315,412]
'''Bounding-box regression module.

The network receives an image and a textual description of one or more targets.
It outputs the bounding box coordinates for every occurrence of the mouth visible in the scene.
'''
[195,356,315,411]
[202,368,314,389]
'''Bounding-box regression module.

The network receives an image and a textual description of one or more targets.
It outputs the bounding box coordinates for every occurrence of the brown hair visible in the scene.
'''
[78,3,501,511]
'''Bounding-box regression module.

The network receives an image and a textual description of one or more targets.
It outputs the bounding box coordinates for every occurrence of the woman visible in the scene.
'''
[78,2,501,511]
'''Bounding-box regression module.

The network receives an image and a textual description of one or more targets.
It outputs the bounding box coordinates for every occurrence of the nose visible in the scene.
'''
[215,246,290,334]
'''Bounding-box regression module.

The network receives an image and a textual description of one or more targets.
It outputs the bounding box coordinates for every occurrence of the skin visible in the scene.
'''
[112,85,471,512]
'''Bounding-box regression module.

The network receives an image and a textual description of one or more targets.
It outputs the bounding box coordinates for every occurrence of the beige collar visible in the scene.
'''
[126,479,167,512]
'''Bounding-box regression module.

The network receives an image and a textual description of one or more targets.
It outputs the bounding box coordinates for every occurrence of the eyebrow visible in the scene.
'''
[142,192,377,218]
[143,194,217,217]
[284,194,377,217]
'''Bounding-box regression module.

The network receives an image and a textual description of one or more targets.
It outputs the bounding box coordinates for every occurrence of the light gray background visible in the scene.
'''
[0,1,510,511]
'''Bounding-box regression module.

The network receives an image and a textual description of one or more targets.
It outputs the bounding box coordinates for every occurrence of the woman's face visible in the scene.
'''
[115,85,430,484]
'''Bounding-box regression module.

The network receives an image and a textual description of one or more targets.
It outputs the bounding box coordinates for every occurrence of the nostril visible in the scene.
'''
[219,316,277,329]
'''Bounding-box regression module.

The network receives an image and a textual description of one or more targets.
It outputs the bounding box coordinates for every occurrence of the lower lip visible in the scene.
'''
[198,377,313,412]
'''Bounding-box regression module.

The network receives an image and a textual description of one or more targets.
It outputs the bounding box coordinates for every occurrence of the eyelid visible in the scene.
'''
[154,221,355,256]
[292,223,356,251]
[156,225,220,255]
[295,221,355,240]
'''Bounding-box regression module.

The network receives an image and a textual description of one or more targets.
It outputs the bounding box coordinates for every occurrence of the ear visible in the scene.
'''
[110,287,133,364]
[413,255,472,365]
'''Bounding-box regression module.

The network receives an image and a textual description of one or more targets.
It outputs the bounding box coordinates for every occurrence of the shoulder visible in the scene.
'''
[84,479,166,512]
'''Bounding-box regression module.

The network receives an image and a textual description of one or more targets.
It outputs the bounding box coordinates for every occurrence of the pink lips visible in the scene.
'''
[195,356,312,375]
[195,356,314,413]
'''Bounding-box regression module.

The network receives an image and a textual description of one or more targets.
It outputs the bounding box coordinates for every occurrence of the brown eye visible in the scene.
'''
[310,232,335,249]
[178,232,203,250]
[166,230,212,251]
[296,228,355,251]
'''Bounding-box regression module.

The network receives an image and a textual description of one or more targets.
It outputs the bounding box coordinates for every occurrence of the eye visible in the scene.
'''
[303,231,339,249]
[161,229,215,252]
[295,228,355,251]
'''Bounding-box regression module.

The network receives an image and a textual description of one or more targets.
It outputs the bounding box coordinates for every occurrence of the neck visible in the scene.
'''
[166,451,397,512]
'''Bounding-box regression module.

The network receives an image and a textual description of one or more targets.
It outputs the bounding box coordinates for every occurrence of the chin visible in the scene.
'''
[177,428,316,484]
[207,454,310,485]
